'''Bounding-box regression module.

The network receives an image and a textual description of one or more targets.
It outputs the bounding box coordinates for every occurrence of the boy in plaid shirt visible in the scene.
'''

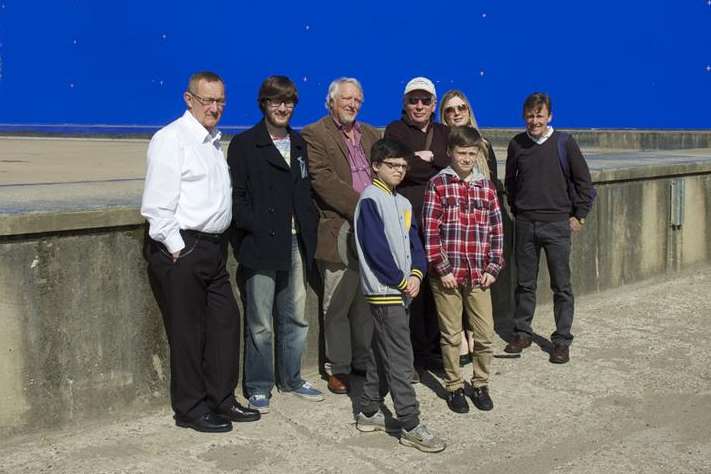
[422,126,504,413]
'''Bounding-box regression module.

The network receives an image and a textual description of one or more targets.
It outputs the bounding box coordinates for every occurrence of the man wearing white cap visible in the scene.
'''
[384,76,449,379]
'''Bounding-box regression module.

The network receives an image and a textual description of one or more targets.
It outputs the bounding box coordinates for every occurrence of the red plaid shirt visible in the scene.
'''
[422,168,504,286]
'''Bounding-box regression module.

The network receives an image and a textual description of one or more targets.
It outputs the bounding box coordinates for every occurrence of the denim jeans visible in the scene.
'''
[241,235,308,397]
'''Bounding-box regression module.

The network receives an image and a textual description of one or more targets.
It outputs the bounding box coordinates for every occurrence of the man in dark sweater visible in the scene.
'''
[504,92,595,364]
[384,77,449,378]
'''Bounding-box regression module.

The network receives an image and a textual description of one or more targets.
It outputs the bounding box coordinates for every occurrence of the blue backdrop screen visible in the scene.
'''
[1,1,709,130]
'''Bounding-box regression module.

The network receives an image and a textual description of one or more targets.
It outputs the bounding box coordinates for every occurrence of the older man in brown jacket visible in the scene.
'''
[302,77,381,394]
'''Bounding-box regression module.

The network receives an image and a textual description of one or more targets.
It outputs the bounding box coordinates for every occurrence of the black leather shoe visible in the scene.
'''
[446,388,469,414]
[471,386,494,411]
[217,402,261,422]
[550,344,570,364]
[175,412,232,433]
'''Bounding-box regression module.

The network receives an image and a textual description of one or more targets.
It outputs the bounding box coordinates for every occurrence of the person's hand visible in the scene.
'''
[404,276,421,298]
[569,217,583,233]
[171,251,180,263]
[440,273,458,289]
[414,150,434,163]
[480,272,496,289]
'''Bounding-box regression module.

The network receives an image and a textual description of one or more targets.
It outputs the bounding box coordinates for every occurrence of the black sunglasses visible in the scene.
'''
[407,96,433,106]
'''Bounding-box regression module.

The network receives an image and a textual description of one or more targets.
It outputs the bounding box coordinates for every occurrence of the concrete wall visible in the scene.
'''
[2,161,711,438]
[482,129,711,150]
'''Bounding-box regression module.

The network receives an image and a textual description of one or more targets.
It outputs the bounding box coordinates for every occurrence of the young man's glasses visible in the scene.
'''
[444,104,468,115]
[267,99,296,109]
[381,161,409,171]
[189,92,226,107]
[407,96,433,106]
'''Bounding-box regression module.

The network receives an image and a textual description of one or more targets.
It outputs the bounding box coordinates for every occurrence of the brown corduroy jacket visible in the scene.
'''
[301,115,381,264]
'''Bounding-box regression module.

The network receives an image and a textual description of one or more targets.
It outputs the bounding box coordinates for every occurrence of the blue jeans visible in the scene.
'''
[241,235,308,397]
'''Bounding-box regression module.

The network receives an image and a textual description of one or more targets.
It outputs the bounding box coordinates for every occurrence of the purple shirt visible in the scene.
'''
[334,118,371,193]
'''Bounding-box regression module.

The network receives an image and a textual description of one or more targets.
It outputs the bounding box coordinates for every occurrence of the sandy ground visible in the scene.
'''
[1,264,709,474]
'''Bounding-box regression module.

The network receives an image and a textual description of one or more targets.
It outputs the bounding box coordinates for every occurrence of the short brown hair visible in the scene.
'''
[447,126,491,178]
[523,92,552,116]
[187,71,223,94]
[258,75,299,112]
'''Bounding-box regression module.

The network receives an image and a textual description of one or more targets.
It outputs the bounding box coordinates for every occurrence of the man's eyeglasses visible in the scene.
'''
[267,99,296,109]
[381,161,409,171]
[189,92,226,107]
[407,96,433,106]
[444,104,468,115]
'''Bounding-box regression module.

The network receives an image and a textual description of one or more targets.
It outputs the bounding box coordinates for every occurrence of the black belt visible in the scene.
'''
[181,229,224,242]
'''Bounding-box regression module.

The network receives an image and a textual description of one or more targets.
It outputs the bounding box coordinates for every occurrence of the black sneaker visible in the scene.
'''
[471,386,494,411]
[446,388,469,414]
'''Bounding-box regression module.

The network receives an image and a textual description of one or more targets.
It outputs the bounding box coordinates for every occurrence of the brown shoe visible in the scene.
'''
[327,374,349,394]
[550,344,570,364]
[504,334,532,354]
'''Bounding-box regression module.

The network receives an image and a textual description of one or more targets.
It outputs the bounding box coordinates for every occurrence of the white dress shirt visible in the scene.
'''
[141,110,232,254]
[527,126,555,145]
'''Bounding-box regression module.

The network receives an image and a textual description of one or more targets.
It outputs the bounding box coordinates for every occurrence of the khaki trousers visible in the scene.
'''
[321,262,372,375]
[430,278,494,391]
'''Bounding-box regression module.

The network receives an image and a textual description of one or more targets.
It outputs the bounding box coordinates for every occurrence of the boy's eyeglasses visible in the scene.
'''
[381,161,409,171]
[407,96,433,106]
[444,104,468,115]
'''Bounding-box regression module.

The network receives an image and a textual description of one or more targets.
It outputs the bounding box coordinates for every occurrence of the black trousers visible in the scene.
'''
[145,230,240,420]
[408,274,441,367]
[512,218,574,346]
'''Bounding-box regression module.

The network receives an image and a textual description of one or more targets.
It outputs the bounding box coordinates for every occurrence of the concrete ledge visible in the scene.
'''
[482,129,711,150]
[3,128,711,150]
[592,157,711,182]
[2,152,711,237]
[0,208,143,237]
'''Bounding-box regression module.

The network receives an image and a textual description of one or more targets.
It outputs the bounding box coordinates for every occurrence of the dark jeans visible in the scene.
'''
[512,218,574,346]
[361,304,420,431]
[146,231,240,420]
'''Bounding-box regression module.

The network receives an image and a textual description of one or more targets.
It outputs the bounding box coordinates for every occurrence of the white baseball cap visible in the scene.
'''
[404,76,436,98]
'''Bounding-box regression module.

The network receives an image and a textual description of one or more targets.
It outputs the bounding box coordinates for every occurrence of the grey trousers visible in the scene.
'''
[321,262,372,375]
[361,304,420,431]
[512,218,575,346]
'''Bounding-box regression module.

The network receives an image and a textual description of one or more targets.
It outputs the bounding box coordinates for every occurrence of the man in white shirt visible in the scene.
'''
[141,71,260,433]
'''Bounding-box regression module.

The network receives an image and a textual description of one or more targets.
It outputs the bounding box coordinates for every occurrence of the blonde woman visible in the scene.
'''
[439,89,499,367]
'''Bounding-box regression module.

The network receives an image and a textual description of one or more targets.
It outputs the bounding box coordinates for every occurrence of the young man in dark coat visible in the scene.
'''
[227,76,322,413]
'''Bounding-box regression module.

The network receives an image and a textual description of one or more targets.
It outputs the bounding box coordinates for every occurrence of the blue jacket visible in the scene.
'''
[354,178,427,305]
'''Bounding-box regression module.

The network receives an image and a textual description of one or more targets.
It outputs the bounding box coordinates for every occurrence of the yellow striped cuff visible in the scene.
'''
[410,269,424,280]
[366,295,404,305]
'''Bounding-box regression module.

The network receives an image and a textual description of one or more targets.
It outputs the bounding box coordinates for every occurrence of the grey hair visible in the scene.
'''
[325,77,364,110]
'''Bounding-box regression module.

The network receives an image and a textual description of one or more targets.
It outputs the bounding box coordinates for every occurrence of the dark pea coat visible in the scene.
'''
[227,119,318,272]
